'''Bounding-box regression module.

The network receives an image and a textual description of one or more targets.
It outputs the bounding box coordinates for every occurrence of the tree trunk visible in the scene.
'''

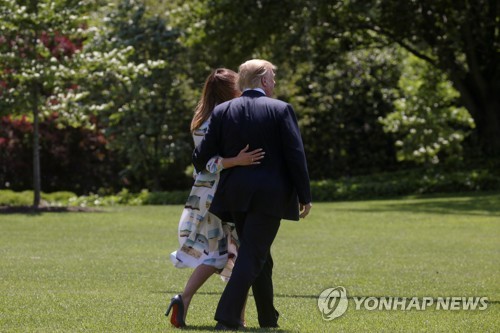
[32,3,41,209]
[32,83,41,209]
[450,71,500,157]
[476,98,500,156]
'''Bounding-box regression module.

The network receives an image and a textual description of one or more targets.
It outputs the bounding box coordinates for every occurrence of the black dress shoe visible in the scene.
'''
[215,322,238,331]
[261,324,279,328]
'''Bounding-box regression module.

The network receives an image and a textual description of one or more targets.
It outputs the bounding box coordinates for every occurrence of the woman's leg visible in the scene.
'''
[181,264,218,321]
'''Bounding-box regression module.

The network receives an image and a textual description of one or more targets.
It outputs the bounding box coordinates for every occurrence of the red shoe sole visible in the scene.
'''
[170,304,181,328]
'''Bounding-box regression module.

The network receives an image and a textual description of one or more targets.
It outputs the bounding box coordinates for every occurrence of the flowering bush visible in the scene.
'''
[0,114,122,193]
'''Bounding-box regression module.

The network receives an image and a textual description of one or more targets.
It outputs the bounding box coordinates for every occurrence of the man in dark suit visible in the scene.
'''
[193,59,312,330]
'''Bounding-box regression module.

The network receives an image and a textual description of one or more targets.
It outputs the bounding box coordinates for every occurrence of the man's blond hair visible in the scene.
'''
[238,59,276,91]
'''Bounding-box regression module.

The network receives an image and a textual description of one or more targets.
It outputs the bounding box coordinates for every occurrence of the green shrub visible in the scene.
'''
[0,190,33,206]
[43,191,77,206]
[0,190,78,206]
[310,168,500,201]
[66,189,149,207]
[2,168,499,207]
[143,190,189,205]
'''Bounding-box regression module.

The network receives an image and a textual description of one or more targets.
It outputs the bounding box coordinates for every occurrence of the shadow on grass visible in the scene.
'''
[184,325,288,332]
[156,291,499,304]
[335,192,500,216]
[0,206,102,215]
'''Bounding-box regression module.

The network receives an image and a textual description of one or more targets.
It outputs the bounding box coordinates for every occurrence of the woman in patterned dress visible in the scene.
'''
[166,68,265,328]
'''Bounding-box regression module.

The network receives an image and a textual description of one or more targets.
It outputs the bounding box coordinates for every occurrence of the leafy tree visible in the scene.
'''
[175,0,499,170]
[380,53,475,165]
[0,0,91,207]
[341,0,500,156]
[167,0,403,178]
[93,0,195,191]
[0,0,163,206]
[296,47,402,178]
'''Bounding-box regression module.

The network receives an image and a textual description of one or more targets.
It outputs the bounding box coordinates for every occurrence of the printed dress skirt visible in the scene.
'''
[170,170,238,281]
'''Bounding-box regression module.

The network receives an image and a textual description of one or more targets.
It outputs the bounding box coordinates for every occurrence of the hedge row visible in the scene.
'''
[1,168,499,207]
[311,168,500,201]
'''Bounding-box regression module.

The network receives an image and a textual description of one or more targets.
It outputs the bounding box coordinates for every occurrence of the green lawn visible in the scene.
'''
[0,193,499,332]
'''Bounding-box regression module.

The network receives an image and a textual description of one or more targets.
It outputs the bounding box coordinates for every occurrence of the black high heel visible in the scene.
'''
[165,294,186,328]
[165,295,186,328]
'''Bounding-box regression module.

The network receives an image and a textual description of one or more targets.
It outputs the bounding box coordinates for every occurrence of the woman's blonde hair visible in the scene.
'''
[190,68,239,132]
[237,59,276,91]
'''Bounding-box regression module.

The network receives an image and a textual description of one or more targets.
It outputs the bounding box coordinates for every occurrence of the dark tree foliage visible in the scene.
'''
[183,0,499,175]
[177,0,402,178]
[342,0,500,156]
[298,48,402,178]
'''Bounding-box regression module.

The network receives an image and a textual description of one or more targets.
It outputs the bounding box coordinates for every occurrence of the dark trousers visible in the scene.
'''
[214,210,281,328]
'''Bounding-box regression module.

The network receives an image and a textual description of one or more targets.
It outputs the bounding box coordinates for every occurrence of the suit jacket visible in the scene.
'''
[193,90,311,221]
